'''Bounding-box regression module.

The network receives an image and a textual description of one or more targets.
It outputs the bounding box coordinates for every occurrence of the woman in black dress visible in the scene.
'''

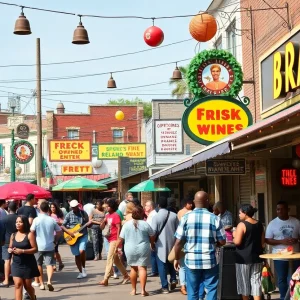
[8,215,39,300]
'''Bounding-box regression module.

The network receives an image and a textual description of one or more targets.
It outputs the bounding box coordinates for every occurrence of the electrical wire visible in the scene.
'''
[0,38,194,68]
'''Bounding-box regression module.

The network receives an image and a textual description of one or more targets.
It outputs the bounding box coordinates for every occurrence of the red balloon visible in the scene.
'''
[144,26,164,47]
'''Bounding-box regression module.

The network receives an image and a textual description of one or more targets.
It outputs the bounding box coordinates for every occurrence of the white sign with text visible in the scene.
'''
[154,120,183,154]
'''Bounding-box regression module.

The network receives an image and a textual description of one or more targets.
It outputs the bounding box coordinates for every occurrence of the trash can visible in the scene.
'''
[217,244,241,300]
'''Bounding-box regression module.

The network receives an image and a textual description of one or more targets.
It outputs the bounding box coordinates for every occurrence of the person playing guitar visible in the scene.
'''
[61,199,91,279]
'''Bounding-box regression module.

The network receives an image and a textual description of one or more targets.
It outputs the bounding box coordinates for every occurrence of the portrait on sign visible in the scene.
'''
[197,59,234,95]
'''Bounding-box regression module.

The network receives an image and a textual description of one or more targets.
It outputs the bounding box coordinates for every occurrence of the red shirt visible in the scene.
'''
[105,212,121,242]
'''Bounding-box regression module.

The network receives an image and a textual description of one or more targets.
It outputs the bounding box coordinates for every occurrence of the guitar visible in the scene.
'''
[64,222,91,246]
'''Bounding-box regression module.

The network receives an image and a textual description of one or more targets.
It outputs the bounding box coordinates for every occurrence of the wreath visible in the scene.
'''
[187,49,243,99]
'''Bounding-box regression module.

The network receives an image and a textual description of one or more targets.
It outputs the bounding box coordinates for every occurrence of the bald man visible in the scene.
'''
[174,191,226,300]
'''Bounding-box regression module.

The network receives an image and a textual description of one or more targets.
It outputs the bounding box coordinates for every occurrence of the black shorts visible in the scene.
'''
[2,245,12,260]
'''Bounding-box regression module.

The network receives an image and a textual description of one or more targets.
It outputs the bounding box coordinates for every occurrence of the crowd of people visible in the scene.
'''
[0,192,300,300]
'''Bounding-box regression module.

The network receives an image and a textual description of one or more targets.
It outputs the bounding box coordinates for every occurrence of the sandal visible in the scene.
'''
[130,290,136,296]
[141,292,149,297]
[98,280,108,286]
[0,282,9,288]
[121,277,130,285]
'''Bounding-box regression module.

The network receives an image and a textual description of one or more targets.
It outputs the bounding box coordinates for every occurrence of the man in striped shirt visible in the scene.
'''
[174,191,226,300]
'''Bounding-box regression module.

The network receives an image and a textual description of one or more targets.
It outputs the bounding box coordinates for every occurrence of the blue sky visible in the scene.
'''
[0,0,211,114]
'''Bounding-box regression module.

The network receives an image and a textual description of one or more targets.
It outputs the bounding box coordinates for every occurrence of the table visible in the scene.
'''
[260,253,300,300]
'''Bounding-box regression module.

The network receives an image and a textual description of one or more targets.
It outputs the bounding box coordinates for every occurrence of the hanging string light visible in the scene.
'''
[107,73,117,88]
[72,15,90,45]
[14,6,31,35]
[172,62,182,80]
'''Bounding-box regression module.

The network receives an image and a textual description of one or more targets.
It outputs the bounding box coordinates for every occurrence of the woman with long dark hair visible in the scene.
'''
[117,206,155,296]
[50,202,64,271]
[233,204,265,300]
[8,215,39,300]
[99,198,129,286]
[89,199,105,260]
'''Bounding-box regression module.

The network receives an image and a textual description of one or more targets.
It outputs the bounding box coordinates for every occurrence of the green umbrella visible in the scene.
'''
[128,179,170,192]
[52,176,107,191]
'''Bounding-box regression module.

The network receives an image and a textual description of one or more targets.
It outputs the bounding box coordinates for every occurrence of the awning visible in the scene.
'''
[150,102,300,180]
[53,174,110,186]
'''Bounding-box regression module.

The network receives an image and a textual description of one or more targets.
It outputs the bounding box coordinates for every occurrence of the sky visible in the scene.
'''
[0,0,212,115]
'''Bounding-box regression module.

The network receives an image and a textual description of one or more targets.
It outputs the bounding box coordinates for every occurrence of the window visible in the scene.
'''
[214,36,222,50]
[24,162,30,173]
[113,129,124,143]
[67,129,79,140]
[227,21,236,57]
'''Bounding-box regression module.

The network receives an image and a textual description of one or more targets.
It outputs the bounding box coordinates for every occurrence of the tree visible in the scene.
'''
[106,97,152,119]
[169,66,193,99]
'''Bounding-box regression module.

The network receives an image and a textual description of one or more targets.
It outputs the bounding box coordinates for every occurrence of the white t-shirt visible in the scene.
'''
[265,216,300,253]
[118,200,127,215]
[146,210,157,227]
[83,203,95,217]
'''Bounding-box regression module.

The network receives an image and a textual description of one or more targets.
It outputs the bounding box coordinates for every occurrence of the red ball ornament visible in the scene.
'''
[144,26,164,47]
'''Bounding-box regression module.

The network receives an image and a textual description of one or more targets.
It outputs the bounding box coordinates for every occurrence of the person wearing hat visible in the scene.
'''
[61,199,91,279]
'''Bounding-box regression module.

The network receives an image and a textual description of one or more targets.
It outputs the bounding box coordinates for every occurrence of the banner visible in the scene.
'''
[98,143,146,160]
[49,140,91,161]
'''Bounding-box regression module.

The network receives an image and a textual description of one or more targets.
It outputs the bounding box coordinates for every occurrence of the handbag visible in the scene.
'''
[102,223,111,238]
[168,246,185,263]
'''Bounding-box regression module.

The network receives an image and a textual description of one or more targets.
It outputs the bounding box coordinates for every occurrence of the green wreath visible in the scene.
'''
[187,49,243,99]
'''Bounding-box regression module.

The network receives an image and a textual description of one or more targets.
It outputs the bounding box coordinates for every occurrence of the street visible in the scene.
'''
[0,245,185,300]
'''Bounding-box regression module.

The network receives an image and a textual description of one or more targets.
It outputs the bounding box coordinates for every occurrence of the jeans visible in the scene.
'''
[179,257,186,286]
[274,260,300,300]
[151,251,158,274]
[156,256,177,289]
[186,265,219,300]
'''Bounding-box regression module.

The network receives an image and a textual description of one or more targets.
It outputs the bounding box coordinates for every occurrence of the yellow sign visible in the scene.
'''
[61,165,93,175]
[273,41,300,99]
[49,140,91,161]
[98,143,146,160]
[183,96,253,145]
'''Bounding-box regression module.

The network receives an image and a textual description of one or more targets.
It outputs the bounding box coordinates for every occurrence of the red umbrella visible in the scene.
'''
[0,181,52,200]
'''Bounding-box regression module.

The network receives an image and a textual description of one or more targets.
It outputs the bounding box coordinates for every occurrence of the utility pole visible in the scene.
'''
[36,38,42,186]
[118,156,122,200]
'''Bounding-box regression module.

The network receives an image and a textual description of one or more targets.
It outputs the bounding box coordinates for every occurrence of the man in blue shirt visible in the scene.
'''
[31,201,61,291]
[174,191,226,300]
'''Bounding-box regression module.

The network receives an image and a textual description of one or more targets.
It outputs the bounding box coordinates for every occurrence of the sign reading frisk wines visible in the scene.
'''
[182,96,253,145]
[206,159,246,175]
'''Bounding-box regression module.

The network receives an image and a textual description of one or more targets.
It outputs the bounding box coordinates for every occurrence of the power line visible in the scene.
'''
[0,58,190,83]
[0,39,194,68]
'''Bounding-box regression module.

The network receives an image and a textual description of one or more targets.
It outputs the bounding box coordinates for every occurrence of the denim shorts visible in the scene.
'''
[2,245,12,260]
[70,234,88,256]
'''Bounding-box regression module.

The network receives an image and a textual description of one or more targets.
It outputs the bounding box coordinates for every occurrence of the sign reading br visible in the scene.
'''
[182,96,253,145]
[49,140,91,161]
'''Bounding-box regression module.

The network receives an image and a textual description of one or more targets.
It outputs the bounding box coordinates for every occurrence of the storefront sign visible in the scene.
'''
[187,49,243,99]
[260,29,300,118]
[13,140,34,164]
[49,140,91,162]
[280,168,298,187]
[182,96,253,145]
[98,143,146,160]
[154,120,183,154]
[206,159,246,175]
[16,123,30,139]
[121,157,147,177]
[61,165,93,175]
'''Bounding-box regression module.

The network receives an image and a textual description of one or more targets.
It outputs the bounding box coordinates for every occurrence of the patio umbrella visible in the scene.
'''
[128,179,171,192]
[0,181,52,200]
[52,176,107,191]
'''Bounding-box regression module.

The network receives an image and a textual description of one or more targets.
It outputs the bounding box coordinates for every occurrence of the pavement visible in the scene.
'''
[0,245,282,300]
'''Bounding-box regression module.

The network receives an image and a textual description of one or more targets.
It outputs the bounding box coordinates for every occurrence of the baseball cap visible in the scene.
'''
[70,199,79,208]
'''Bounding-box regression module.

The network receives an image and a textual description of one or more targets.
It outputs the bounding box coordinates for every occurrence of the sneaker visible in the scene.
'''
[77,273,84,279]
[23,292,31,300]
[82,268,87,278]
[170,281,177,291]
[31,282,40,287]
[113,273,119,279]
[58,264,65,271]
[161,288,169,294]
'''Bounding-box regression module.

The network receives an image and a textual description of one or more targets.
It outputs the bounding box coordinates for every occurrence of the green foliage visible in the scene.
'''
[187,49,243,99]
[169,66,193,99]
[106,97,152,119]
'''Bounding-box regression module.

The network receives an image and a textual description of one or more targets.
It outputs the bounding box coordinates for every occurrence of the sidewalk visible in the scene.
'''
[0,245,282,300]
